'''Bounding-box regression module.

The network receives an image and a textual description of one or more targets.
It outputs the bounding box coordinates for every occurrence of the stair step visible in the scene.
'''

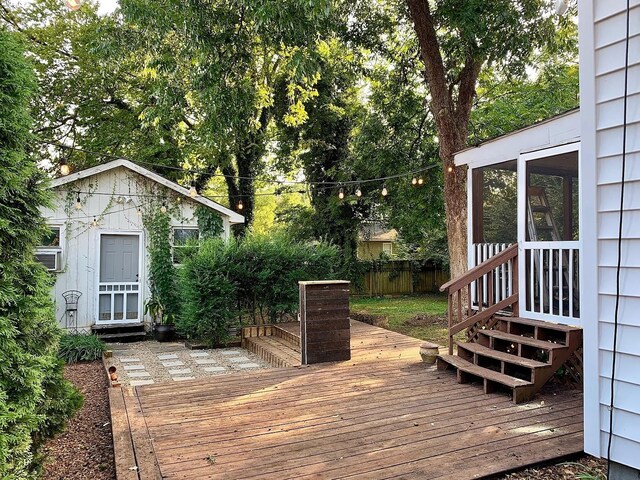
[242,335,301,368]
[92,322,144,331]
[437,355,532,389]
[97,331,146,341]
[479,330,567,351]
[496,316,580,333]
[456,341,550,368]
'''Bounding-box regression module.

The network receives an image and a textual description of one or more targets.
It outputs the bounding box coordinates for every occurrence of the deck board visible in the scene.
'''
[113,321,583,479]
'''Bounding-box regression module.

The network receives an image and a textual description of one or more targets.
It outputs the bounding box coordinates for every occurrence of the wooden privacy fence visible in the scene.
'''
[359,261,448,296]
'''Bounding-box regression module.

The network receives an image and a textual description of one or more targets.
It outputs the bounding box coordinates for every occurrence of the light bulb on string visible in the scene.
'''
[447,166,453,173]
[91,217,98,227]
[411,177,417,186]
[338,188,345,200]
[381,185,388,197]
[417,176,424,185]
[75,194,82,210]
[237,200,243,210]
[65,0,81,11]
[189,184,197,198]
[160,202,167,214]
[60,162,71,176]
[355,187,362,197]
[137,207,142,216]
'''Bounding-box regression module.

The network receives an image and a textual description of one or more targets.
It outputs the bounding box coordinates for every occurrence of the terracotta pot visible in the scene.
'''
[155,324,175,342]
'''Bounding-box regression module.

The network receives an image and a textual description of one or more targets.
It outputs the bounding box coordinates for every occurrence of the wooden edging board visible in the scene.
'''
[109,387,162,480]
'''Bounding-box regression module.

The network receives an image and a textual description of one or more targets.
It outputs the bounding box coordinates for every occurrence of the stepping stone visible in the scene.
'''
[172,376,195,381]
[189,352,210,357]
[220,350,241,356]
[157,354,179,360]
[227,357,250,363]
[124,365,146,371]
[194,358,218,365]
[169,369,192,375]
[119,357,141,363]
[237,363,260,369]
[130,380,155,386]
[161,361,184,367]
[128,371,152,378]
[204,366,226,373]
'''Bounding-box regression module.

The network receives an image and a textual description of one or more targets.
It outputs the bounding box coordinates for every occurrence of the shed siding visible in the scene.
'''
[41,166,229,330]
[580,0,640,467]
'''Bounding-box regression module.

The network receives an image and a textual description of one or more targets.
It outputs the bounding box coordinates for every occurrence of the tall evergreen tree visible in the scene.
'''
[0,28,81,479]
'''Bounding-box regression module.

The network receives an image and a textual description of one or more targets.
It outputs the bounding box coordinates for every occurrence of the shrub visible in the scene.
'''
[0,29,81,478]
[177,234,340,343]
[58,334,106,363]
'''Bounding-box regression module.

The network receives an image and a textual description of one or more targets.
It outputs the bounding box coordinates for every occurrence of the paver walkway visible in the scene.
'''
[104,341,270,386]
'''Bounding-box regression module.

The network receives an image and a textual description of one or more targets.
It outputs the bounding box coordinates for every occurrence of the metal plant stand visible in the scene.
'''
[62,290,82,333]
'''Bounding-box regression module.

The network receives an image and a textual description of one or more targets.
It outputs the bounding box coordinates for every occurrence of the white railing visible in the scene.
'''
[471,243,514,309]
[98,282,140,322]
[523,242,580,321]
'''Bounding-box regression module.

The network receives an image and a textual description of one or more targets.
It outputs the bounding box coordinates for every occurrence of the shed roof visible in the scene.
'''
[51,159,245,224]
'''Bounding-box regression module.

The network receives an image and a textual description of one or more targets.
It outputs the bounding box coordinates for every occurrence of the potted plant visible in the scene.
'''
[144,297,174,342]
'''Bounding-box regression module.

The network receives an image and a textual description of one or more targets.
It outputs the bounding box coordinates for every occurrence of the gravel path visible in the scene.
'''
[104,341,271,386]
[42,361,115,480]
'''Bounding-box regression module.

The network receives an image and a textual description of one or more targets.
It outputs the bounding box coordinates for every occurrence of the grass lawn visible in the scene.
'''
[350,294,452,346]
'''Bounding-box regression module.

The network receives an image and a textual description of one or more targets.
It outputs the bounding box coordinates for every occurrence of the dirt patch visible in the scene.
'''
[404,313,448,328]
[492,454,606,479]
[350,311,389,328]
[42,361,115,480]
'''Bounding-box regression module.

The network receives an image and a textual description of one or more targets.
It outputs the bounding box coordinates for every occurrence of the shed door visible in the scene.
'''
[98,234,141,323]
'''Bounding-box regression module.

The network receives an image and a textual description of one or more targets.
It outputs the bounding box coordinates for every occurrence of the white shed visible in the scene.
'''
[579,0,640,477]
[38,159,244,333]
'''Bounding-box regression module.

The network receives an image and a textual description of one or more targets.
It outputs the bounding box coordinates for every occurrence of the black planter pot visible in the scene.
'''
[155,324,175,342]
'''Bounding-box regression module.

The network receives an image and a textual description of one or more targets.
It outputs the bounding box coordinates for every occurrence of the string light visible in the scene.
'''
[237,200,243,210]
[75,194,82,210]
[189,184,197,198]
[137,207,142,216]
[60,162,71,176]
[338,188,345,199]
[160,203,167,213]
[411,177,417,185]
[91,217,98,227]
[65,0,81,11]
[418,176,424,185]
[381,185,388,197]
[447,166,454,173]
[355,187,362,197]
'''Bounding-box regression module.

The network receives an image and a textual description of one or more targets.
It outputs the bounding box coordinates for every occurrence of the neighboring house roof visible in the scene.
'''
[51,159,245,224]
[358,223,398,242]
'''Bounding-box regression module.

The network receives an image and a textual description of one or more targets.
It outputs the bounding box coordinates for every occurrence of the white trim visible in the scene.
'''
[52,159,245,224]
[579,0,602,457]
[95,230,144,325]
[519,141,581,162]
[36,223,65,272]
[467,165,474,270]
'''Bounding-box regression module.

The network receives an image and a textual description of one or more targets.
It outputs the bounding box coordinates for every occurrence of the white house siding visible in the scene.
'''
[40,166,230,330]
[580,0,640,469]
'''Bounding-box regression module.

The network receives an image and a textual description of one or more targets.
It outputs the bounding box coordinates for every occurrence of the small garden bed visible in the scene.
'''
[42,361,114,480]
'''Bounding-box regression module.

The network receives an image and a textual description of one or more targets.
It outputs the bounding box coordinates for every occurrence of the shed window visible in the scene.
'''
[36,226,62,271]
[382,242,393,255]
[172,227,199,264]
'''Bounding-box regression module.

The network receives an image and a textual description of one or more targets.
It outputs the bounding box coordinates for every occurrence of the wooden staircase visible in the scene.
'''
[92,322,146,342]
[241,323,302,367]
[438,245,582,404]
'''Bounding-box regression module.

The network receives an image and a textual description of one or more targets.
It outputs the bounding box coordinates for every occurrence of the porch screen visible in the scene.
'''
[472,160,517,244]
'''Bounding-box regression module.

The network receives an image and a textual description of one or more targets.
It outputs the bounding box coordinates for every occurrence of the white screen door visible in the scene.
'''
[98,234,141,323]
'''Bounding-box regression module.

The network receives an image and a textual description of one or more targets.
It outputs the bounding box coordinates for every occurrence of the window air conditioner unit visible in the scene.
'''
[35,251,60,271]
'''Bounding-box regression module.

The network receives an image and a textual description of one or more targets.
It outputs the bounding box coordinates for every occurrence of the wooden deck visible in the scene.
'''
[110,321,583,480]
